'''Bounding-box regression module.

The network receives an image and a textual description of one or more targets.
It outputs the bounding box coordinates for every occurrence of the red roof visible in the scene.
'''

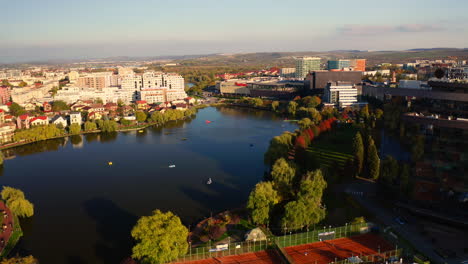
[0,109,3,113]
[136,100,147,104]
[30,116,48,122]
[19,114,29,120]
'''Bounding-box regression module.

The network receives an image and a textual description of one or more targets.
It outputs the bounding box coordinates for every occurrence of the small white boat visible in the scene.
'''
[207,178,212,184]
[169,165,176,168]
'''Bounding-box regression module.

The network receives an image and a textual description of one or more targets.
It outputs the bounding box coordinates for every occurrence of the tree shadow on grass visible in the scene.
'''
[83,197,138,264]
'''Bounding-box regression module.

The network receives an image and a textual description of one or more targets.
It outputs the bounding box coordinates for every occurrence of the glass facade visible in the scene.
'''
[295,57,321,79]
[327,60,351,70]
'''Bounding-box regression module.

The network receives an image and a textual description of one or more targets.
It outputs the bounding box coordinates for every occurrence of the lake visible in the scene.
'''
[0,106,296,264]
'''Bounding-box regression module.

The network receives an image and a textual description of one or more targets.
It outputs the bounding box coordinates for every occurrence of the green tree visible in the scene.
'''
[1,186,25,201]
[68,123,81,134]
[297,118,312,130]
[271,158,297,198]
[247,181,280,225]
[282,170,327,230]
[0,151,3,166]
[271,101,279,112]
[84,121,97,131]
[367,144,380,180]
[411,135,425,162]
[131,210,188,264]
[101,120,118,133]
[18,81,28,87]
[1,186,34,218]
[9,102,25,117]
[0,256,38,264]
[380,155,398,186]
[287,101,298,116]
[400,164,411,194]
[136,111,147,123]
[375,109,384,119]
[352,132,364,175]
[7,198,34,218]
[52,100,70,111]
[264,132,294,165]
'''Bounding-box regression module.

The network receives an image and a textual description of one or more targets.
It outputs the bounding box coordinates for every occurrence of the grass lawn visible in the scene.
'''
[306,123,358,169]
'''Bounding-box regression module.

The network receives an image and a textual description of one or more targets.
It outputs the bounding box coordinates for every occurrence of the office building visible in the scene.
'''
[324,82,358,108]
[328,60,351,70]
[305,71,362,94]
[295,57,321,79]
[280,68,296,77]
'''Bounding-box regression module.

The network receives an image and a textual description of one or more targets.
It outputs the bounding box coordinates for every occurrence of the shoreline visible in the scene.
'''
[0,107,207,151]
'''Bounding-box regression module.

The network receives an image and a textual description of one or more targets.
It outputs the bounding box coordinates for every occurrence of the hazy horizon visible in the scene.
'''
[1,0,468,63]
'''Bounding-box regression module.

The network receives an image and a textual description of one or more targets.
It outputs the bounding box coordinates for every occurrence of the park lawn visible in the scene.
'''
[306,123,357,169]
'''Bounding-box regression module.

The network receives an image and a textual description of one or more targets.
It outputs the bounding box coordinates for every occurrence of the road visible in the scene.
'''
[344,181,458,264]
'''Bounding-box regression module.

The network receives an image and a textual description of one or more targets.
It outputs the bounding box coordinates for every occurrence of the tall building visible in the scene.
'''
[305,71,362,94]
[324,82,358,107]
[328,60,351,70]
[280,68,296,77]
[352,59,366,71]
[76,72,115,90]
[295,57,321,79]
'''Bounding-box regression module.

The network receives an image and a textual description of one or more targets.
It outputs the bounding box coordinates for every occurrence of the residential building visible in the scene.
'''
[69,112,82,125]
[30,116,49,126]
[50,115,68,128]
[16,114,31,129]
[295,57,321,79]
[0,86,11,104]
[0,123,16,144]
[87,112,102,120]
[0,110,4,124]
[77,73,113,90]
[140,89,165,104]
[43,102,52,112]
[68,71,80,82]
[324,82,358,108]
[136,100,148,110]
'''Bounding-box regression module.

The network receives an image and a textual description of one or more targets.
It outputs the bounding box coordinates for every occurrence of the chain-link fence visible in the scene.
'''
[172,222,370,263]
[331,248,403,264]
[173,238,274,262]
[276,222,369,248]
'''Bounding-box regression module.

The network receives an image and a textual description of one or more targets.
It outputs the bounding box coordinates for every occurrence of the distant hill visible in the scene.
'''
[173,48,468,67]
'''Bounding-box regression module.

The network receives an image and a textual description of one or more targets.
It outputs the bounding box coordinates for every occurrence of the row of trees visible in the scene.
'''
[352,131,380,180]
[1,186,34,218]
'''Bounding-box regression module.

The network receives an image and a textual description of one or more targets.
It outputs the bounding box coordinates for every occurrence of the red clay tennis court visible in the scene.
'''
[172,249,285,264]
[284,233,394,264]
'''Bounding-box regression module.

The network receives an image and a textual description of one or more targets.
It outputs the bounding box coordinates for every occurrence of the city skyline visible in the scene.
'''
[1,0,468,63]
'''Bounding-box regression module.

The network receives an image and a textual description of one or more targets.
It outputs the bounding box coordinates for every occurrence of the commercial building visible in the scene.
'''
[217,79,250,95]
[295,57,321,79]
[305,71,362,94]
[351,59,366,72]
[328,60,351,70]
[280,68,296,77]
[247,80,303,99]
[324,82,358,108]
[398,80,430,90]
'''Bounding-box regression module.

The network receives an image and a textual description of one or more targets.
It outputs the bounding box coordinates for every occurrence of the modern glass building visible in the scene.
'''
[295,57,321,79]
[327,59,351,70]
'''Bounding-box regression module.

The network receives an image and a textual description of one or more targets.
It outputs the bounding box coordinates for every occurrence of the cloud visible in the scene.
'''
[337,24,445,36]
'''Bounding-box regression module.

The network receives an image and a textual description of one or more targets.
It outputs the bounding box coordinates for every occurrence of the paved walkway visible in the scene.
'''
[0,201,14,254]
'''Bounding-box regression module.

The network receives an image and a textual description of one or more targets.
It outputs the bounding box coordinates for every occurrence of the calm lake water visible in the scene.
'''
[0,106,296,264]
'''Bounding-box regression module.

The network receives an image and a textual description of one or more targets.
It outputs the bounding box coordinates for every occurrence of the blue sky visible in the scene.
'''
[1,0,467,62]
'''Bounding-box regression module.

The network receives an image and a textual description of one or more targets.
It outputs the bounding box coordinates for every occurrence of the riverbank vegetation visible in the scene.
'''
[1,187,34,218]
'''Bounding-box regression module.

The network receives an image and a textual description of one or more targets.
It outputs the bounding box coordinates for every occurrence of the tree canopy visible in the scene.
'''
[131,210,189,264]
[68,123,81,134]
[271,158,297,198]
[0,256,38,264]
[9,102,25,117]
[1,186,34,218]
[52,100,70,112]
[287,101,298,116]
[367,143,380,180]
[136,111,147,122]
[352,132,364,175]
[247,181,280,225]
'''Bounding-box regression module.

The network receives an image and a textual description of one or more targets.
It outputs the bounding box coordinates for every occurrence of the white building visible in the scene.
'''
[50,115,68,128]
[69,112,82,125]
[324,82,358,108]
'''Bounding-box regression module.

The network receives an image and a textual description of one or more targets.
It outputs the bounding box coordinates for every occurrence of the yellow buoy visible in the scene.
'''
[108,161,113,166]
[138,130,144,133]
